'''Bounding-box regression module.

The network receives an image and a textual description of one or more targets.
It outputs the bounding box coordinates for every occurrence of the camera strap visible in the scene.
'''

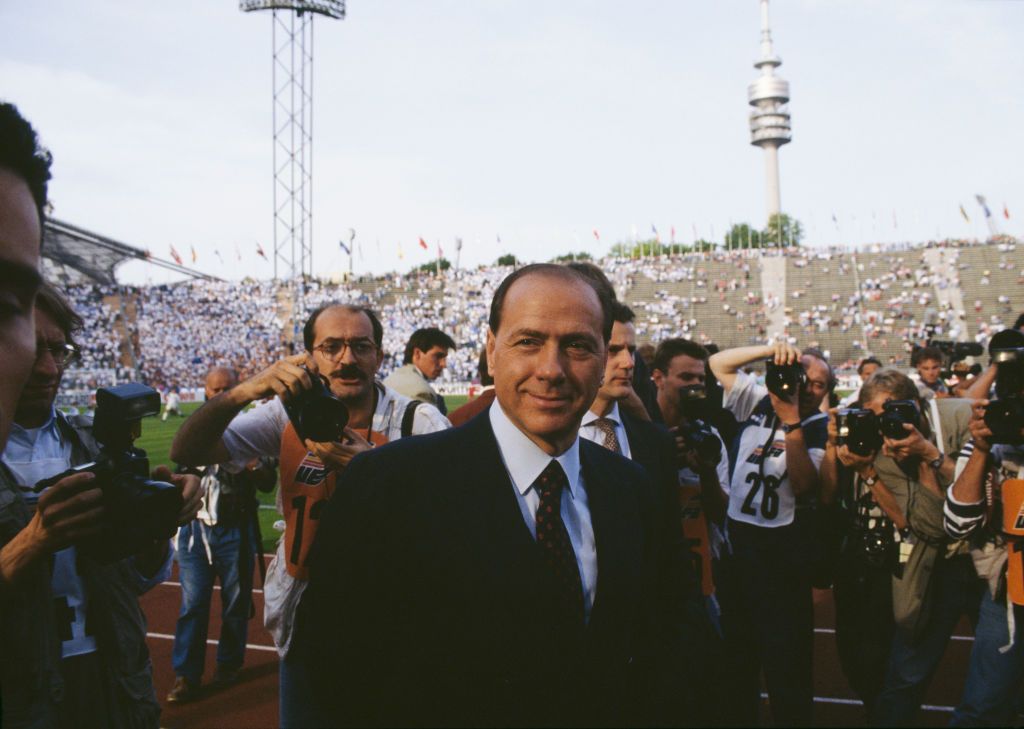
[928,398,944,456]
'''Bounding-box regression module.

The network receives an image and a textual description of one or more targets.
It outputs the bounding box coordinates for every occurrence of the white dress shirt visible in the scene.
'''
[489,402,598,622]
[579,402,632,459]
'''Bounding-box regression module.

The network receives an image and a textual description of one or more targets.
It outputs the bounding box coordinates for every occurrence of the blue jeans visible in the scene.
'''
[172,520,256,682]
[874,555,983,726]
[950,590,1024,726]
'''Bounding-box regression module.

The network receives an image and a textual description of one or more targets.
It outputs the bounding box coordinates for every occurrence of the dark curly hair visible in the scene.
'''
[0,101,53,235]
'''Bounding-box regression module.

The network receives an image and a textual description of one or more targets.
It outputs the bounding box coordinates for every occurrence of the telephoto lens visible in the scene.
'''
[835,408,882,456]
[765,358,806,400]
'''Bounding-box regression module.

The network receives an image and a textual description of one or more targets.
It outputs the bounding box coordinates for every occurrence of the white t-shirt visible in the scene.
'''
[724,370,828,528]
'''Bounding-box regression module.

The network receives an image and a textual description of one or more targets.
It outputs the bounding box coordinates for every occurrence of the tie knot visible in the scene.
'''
[535,460,568,499]
[594,416,617,434]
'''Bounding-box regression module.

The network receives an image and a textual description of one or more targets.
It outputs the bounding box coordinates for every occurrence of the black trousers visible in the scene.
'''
[833,550,894,723]
[718,518,815,727]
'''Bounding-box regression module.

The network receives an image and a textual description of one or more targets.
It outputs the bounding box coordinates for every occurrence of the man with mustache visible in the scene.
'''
[170,303,451,727]
[297,264,687,726]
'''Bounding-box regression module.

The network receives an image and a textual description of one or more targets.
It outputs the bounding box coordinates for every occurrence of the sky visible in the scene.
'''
[2,0,1022,284]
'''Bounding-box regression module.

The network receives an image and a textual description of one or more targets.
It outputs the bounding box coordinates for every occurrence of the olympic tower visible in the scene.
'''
[748,0,791,220]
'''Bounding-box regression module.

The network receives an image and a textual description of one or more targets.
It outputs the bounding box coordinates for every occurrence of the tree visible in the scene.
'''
[550,251,593,263]
[496,253,518,266]
[761,213,804,247]
[724,223,764,249]
[413,257,451,275]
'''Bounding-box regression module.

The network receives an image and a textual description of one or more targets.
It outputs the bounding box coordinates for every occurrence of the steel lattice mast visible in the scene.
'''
[240,0,345,292]
[748,0,791,221]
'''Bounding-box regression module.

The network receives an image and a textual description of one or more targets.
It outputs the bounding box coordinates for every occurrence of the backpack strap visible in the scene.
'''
[401,400,422,439]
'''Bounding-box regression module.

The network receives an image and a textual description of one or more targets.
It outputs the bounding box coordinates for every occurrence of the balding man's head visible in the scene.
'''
[205,367,238,400]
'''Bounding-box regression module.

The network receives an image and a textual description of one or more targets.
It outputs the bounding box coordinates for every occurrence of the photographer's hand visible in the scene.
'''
[770,342,802,366]
[769,391,801,426]
[305,427,374,472]
[967,399,993,454]
[836,444,875,474]
[234,353,314,405]
[0,473,104,592]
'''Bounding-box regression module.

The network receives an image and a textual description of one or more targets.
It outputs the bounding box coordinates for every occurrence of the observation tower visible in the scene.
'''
[747,0,791,220]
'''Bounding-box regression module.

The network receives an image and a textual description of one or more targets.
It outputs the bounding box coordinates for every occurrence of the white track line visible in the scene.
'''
[146,631,277,654]
[160,581,264,595]
[813,627,973,642]
[759,693,954,713]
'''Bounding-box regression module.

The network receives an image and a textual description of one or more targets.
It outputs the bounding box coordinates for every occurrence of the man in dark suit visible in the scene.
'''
[298,263,686,727]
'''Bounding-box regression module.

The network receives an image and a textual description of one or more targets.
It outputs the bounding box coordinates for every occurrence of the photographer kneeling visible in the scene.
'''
[0,282,202,728]
[822,367,974,726]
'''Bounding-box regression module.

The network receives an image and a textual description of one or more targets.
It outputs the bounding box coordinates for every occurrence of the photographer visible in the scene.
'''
[708,343,833,726]
[943,329,1024,726]
[166,367,278,704]
[823,368,974,726]
[1,282,202,727]
[913,345,950,399]
[169,302,450,728]
[651,338,731,725]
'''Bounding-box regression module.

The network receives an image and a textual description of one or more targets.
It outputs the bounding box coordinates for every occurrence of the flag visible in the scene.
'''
[592,228,600,241]
[496,234,502,246]
[1005,203,1011,220]
[339,240,351,255]
[169,245,183,265]
[831,212,838,227]
[418,237,428,251]
[190,246,197,264]
[256,243,268,261]
[892,210,898,229]
[670,226,676,243]
[214,250,224,264]
[975,194,992,218]
[235,244,242,262]
[398,242,405,260]
[651,224,660,244]
[437,241,444,257]
[959,204,970,223]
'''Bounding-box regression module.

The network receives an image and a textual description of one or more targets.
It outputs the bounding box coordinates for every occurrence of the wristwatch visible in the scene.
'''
[928,452,945,470]
[781,420,802,434]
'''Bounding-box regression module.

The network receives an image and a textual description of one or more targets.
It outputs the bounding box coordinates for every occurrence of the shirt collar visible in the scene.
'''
[489,399,582,500]
[582,401,621,428]
[9,407,59,440]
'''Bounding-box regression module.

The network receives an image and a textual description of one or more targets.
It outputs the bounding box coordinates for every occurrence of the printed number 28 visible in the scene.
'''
[740,472,781,520]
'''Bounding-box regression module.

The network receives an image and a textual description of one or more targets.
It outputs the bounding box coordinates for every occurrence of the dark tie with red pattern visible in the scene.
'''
[533,460,584,625]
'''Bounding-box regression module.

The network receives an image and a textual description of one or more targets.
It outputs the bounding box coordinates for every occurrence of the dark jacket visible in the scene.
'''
[0,413,161,729]
[298,410,687,727]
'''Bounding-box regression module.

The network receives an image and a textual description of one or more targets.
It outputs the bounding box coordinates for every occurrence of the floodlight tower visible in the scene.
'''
[748,0,791,221]
[240,0,345,285]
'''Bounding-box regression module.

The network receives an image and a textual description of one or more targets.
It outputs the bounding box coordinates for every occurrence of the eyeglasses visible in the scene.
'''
[311,338,376,360]
[38,341,80,367]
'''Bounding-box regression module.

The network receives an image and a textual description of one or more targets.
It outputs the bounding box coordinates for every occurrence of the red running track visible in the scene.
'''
[141,562,970,728]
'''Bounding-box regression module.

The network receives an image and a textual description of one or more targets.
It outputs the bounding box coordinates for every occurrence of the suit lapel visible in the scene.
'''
[581,442,634,630]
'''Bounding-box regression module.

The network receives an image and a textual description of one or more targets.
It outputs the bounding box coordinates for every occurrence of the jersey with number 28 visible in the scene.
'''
[724,372,827,528]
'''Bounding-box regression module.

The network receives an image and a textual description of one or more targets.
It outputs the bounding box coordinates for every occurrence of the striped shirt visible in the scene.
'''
[945,439,1024,541]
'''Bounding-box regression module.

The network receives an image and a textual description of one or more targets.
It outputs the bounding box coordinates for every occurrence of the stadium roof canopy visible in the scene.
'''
[42,218,220,285]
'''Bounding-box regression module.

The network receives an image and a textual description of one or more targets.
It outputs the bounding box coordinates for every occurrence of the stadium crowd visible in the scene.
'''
[7,100,1024,729]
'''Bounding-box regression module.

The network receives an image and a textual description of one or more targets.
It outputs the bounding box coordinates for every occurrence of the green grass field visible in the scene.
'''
[135,395,470,551]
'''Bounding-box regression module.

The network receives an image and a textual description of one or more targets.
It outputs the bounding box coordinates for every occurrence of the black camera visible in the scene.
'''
[928,339,984,363]
[985,345,1024,445]
[879,399,920,440]
[676,384,723,465]
[765,358,806,400]
[34,383,182,563]
[835,408,882,456]
[282,367,350,442]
